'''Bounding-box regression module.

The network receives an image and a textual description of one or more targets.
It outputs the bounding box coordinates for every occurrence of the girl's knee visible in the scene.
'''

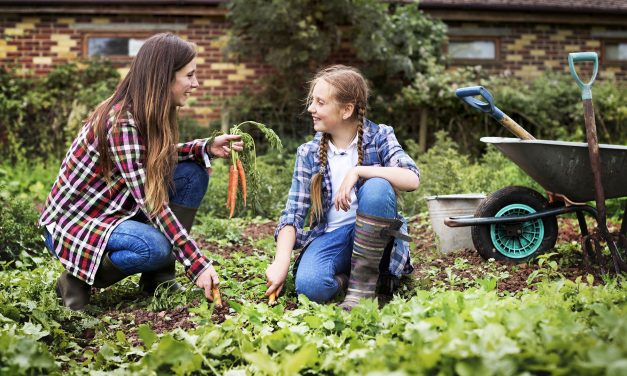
[295,272,338,303]
[358,178,396,215]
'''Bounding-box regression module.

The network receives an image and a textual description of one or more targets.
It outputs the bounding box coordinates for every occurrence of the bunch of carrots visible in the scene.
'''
[226,151,246,218]
[217,121,283,306]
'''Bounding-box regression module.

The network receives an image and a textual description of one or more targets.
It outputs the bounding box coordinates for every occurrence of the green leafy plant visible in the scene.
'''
[527,252,564,285]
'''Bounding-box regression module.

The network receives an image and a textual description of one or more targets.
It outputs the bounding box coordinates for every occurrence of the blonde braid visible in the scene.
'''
[356,105,365,167]
[309,133,330,226]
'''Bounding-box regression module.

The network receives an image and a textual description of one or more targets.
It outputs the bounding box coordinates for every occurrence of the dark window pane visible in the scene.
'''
[88,37,128,56]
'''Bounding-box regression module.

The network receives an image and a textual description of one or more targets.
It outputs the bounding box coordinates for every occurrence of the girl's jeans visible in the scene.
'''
[44,161,209,275]
[295,177,397,303]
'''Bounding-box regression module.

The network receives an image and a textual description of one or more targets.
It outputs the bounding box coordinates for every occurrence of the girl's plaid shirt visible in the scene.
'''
[275,119,420,277]
[39,107,214,285]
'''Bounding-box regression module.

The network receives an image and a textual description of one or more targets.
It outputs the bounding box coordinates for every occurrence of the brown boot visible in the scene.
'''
[139,203,196,294]
[339,212,410,311]
[56,271,91,310]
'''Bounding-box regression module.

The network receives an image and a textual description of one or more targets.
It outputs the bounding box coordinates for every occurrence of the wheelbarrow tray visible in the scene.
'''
[482,137,627,203]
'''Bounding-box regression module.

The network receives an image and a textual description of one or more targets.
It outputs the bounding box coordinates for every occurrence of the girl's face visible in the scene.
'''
[170,58,199,108]
[308,79,348,133]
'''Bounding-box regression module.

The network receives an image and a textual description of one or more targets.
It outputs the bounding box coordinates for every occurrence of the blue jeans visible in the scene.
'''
[44,161,209,275]
[295,177,396,303]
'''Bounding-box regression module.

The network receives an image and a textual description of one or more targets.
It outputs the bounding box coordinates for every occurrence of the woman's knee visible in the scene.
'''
[358,178,396,216]
[171,162,209,207]
[145,231,173,268]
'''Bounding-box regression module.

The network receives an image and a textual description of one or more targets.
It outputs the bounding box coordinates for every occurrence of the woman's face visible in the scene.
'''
[307,79,344,133]
[170,58,199,108]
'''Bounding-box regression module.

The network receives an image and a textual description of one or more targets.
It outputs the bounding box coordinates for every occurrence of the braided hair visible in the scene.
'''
[307,65,369,226]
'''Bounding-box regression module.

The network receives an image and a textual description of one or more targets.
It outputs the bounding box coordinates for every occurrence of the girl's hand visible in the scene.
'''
[210,134,244,158]
[196,264,220,301]
[334,167,360,211]
[265,259,289,298]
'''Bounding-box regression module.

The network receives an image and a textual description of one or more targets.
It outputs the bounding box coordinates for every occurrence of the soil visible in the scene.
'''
[195,221,276,259]
[76,215,619,349]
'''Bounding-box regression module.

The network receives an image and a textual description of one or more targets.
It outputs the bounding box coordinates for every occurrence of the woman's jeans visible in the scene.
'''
[44,161,209,275]
[295,177,396,303]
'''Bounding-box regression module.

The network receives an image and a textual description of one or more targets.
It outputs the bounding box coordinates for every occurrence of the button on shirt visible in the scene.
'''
[325,135,359,232]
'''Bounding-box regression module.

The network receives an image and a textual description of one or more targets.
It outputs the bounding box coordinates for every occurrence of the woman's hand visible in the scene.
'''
[334,167,360,211]
[265,258,290,298]
[210,134,244,158]
[196,264,220,301]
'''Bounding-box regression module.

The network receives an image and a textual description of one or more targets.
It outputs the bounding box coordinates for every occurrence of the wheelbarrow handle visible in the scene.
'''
[455,86,535,140]
[455,86,505,120]
[568,52,599,100]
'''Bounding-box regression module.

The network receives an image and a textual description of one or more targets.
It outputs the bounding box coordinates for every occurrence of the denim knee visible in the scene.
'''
[295,270,338,303]
[357,177,396,217]
[170,162,209,208]
[144,231,173,269]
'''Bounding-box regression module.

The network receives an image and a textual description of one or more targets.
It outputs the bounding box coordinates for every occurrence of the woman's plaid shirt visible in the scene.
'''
[275,119,420,277]
[39,107,214,285]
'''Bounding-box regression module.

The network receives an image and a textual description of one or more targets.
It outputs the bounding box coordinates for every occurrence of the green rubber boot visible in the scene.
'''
[56,271,91,310]
[93,253,129,289]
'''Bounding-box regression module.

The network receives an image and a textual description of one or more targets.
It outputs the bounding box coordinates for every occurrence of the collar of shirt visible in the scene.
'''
[327,133,358,156]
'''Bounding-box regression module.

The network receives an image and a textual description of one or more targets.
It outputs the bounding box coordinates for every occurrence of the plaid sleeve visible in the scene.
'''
[109,121,211,282]
[177,137,214,170]
[275,144,313,249]
[378,125,420,182]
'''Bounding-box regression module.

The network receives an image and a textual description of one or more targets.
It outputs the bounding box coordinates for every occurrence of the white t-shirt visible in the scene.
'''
[325,135,359,233]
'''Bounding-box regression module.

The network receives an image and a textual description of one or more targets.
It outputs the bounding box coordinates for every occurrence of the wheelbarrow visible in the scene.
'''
[445,53,627,271]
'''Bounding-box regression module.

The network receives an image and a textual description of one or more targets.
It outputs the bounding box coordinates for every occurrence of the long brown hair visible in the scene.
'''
[307,65,369,225]
[89,33,196,216]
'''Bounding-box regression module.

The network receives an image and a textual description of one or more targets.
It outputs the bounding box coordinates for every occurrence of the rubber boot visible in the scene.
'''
[56,271,91,310]
[138,203,197,294]
[93,253,129,288]
[339,212,410,311]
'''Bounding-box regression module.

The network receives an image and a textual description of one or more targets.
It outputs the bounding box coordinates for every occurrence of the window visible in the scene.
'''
[87,36,145,57]
[603,41,627,63]
[447,35,500,64]
[449,40,496,60]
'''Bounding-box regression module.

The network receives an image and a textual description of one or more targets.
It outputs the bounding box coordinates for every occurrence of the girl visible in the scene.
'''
[39,33,243,310]
[265,65,420,310]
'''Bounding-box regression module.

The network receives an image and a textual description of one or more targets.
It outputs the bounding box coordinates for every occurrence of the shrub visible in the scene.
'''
[0,190,45,268]
[0,60,119,162]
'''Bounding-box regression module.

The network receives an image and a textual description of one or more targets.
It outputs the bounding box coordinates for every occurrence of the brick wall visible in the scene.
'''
[0,12,271,124]
[446,21,627,80]
[2,12,625,123]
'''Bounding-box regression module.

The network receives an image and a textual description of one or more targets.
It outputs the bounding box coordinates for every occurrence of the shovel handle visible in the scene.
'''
[568,52,598,100]
[455,86,504,119]
[456,86,535,140]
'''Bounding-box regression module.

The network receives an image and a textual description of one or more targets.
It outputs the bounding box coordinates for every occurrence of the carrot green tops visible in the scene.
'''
[39,105,214,285]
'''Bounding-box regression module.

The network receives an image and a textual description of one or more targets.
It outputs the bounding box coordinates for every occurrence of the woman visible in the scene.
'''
[39,33,242,310]
[265,65,419,310]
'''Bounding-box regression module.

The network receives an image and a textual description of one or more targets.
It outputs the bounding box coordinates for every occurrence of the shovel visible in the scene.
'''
[455,86,535,140]
[569,51,625,273]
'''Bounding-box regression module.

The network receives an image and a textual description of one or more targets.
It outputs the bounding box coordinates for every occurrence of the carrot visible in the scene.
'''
[236,158,247,206]
[228,164,238,218]
[212,287,222,307]
[268,292,277,306]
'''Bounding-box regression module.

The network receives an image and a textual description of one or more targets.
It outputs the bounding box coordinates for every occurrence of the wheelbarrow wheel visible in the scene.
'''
[471,186,558,262]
